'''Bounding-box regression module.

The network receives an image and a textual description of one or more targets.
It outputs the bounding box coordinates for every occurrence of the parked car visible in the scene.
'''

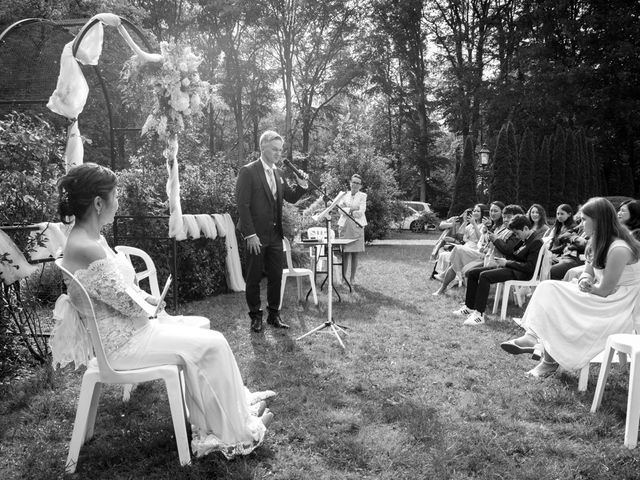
[389,201,437,232]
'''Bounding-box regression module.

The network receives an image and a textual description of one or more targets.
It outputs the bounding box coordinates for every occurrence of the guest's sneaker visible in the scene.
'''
[452,305,472,316]
[463,311,485,325]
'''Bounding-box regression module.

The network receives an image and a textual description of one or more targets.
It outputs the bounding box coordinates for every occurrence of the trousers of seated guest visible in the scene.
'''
[550,256,584,280]
[465,266,531,314]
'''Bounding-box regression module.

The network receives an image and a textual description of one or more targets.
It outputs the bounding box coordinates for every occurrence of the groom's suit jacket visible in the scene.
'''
[235,159,305,241]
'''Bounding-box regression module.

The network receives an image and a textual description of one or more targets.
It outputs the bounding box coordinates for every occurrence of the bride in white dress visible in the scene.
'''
[51,163,273,458]
[501,197,640,378]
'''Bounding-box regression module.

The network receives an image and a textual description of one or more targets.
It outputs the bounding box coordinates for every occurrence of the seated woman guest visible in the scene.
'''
[527,204,549,235]
[546,203,576,256]
[618,199,640,241]
[501,197,640,378]
[52,163,273,458]
[432,204,488,293]
[338,174,367,286]
[453,214,544,325]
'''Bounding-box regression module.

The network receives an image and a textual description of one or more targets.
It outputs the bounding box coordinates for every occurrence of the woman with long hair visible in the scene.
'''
[52,163,274,458]
[432,203,487,290]
[527,203,549,234]
[547,203,576,255]
[618,199,640,241]
[501,197,640,378]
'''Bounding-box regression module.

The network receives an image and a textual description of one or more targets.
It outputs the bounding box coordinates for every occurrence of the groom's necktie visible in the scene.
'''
[266,168,277,199]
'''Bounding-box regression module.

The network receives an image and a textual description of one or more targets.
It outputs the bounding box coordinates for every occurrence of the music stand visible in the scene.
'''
[297,192,350,348]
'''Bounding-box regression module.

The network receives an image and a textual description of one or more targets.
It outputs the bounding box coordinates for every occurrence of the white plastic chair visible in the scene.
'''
[578,348,626,392]
[492,237,552,320]
[115,245,209,328]
[280,237,318,309]
[590,333,640,448]
[55,260,191,473]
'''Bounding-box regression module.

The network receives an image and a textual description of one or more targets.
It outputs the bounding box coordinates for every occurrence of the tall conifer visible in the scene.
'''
[518,128,535,208]
[549,125,566,209]
[490,122,518,204]
[448,136,477,216]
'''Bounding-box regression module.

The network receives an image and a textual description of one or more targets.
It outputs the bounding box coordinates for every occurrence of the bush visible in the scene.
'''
[318,118,401,241]
[115,153,239,302]
[0,112,65,225]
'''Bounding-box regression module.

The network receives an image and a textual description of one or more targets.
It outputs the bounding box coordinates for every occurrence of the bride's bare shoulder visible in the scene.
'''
[62,230,106,272]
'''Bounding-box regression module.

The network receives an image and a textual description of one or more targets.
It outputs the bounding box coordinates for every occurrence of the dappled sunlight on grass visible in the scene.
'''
[3,233,640,478]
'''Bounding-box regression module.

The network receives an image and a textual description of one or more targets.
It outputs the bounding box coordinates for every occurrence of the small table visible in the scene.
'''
[297,238,356,301]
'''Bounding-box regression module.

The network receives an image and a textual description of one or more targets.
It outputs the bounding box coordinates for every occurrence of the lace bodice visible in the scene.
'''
[66,240,150,358]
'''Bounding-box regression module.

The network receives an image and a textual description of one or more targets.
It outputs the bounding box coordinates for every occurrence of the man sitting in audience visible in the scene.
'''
[549,222,588,280]
[453,214,544,326]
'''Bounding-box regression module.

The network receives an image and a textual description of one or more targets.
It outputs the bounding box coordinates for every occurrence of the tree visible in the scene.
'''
[320,118,401,241]
[489,121,517,204]
[371,0,433,202]
[449,136,477,215]
[517,127,535,208]
[426,0,493,142]
[549,125,566,209]
[292,1,363,156]
[564,129,579,207]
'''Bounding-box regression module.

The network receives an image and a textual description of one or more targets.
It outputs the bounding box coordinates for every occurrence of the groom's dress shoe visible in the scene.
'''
[267,312,289,329]
[249,311,263,333]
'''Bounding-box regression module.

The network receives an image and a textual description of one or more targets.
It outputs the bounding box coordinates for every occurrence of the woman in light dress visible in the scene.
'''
[501,197,640,378]
[433,202,502,295]
[53,163,273,459]
[338,174,367,286]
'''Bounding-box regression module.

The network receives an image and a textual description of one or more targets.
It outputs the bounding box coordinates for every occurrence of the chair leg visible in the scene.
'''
[578,365,590,392]
[624,351,640,449]
[66,374,101,474]
[296,277,303,302]
[307,273,318,305]
[164,371,192,466]
[492,283,503,314]
[279,274,287,310]
[500,284,511,321]
[591,343,617,412]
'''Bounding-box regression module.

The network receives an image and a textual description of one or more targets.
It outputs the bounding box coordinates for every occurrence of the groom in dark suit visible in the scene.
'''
[235,130,308,332]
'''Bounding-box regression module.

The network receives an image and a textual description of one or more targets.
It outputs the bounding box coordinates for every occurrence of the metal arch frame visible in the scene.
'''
[0,16,157,170]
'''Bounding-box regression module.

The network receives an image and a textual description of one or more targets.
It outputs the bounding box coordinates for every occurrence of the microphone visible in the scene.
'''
[283,159,307,179]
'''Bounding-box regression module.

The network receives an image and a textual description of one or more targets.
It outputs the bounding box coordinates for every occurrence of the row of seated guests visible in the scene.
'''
[431,197,640,379]
[501,197,640,378]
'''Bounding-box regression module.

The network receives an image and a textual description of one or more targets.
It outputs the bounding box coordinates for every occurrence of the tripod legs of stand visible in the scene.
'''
[296,217,351,349]
[296,319,348,349]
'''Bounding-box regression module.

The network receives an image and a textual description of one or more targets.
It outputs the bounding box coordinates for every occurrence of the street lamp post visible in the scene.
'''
[478,143,491,202]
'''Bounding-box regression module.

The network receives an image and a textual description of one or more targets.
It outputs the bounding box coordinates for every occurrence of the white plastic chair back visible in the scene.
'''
[114,245,161,297]
[55,259,119,381]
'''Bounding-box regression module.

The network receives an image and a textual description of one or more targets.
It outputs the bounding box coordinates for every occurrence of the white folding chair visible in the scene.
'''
[55,259,191,473]
[280,237,318,309]
[492,237,552,321]
[590,333,640,448]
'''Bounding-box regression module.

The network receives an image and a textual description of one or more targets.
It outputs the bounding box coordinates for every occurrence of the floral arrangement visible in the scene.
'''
[120,41,220,141]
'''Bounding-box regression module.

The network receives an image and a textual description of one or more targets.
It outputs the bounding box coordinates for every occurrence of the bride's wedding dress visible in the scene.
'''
[51,237,272,458]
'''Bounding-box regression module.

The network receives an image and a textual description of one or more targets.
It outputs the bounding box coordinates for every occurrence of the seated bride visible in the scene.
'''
[51,162,273,458]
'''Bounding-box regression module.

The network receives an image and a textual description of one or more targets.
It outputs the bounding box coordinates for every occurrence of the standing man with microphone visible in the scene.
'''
[235,130,309,333]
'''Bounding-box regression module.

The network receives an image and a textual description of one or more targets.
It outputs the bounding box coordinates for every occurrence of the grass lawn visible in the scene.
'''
[1,231,639,479]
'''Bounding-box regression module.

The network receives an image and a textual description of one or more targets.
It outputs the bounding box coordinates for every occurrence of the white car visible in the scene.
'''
[390,201,436,232]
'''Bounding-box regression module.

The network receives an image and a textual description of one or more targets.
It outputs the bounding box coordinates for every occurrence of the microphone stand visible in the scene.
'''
[285,163,363,349]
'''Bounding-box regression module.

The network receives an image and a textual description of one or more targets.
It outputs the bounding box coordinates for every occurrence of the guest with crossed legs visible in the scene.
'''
[453,214,544,326]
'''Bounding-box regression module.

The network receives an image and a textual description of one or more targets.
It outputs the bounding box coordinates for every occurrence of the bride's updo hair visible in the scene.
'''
[57,163,117,223]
